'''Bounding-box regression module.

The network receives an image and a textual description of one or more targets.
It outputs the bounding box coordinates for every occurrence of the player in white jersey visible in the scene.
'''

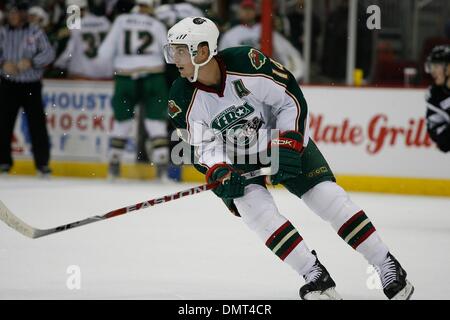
[155,0,203,28]
[54,0,113,79]
[219,0,304,81]
[97,0,169,180]
[164,17,414,300]
[153,0,205,182]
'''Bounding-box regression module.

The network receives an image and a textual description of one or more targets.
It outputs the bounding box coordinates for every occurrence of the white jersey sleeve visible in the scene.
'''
[155,3,204,27]
[219,25,260,51]
[54,35,75,69]
[246,70,304,135]
[218,29,235,51]
[97,16,120,63]
[187,100,231,167]
[191,123,231,168]
[273,32,304,81]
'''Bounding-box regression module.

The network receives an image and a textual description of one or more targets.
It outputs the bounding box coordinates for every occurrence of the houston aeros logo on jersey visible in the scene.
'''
[211,103,263,146]
[212,103,254,132]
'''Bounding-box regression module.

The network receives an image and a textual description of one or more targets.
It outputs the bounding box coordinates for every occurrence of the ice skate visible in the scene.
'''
[299,251,342,300]
[108,155,121,181]
[0,164,10,176]
[37,165,52,179]
[374,252,414,300]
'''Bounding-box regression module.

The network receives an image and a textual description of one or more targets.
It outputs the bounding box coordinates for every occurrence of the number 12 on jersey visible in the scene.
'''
[124,30,154,55]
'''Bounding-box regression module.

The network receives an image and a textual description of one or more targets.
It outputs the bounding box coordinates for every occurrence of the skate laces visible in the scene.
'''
[304,261,322,284]
[375,255,397,289]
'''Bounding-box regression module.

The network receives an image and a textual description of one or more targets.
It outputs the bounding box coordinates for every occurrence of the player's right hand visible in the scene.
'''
[206,163,245,200]
[269,131,304,185]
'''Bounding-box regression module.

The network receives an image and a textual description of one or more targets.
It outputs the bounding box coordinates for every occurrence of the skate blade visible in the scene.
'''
[107,171,121,182]
[37,173,51,180]
[157,175,176,184]
[303,288,343,300]
[391,280,414,300]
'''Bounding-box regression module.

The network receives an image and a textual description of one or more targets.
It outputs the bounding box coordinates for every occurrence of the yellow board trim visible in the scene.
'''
[335,175,450,197]
[9,160,156,180]
[8,160,450,197]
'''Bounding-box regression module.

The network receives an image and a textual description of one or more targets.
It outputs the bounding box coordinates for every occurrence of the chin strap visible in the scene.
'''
[188,64,201,83]
[187,53,215,83]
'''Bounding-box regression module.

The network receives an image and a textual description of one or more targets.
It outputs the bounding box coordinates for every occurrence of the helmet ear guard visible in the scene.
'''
[165,17,220,82]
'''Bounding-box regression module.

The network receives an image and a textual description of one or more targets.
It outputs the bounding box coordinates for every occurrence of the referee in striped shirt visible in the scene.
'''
[0,1,55,176]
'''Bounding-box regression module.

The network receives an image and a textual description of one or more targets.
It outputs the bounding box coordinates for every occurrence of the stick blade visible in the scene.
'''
[0,200,39,239]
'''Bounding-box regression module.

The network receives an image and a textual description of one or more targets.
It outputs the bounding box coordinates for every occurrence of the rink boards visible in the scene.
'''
[10,80,450,196]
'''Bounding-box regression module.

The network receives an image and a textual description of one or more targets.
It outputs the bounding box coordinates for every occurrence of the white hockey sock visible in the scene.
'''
[234,184,316,276]
[144,119,169,165]
[302,181,389,266]
[111,119,133,138]
[109,120,133,163]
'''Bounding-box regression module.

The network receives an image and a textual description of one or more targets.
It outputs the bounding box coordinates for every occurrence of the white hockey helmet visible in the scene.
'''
[66,0,88,8]
[135,0,154,6]
[164,17,219,82]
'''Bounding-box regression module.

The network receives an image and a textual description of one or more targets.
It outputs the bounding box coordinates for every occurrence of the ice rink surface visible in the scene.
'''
[1,176,449,300]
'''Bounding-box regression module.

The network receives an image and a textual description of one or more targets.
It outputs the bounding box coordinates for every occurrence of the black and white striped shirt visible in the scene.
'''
[426,85,450,152]
[0,23,55,83]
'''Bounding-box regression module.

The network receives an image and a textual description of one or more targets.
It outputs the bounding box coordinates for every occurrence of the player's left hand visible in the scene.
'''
[269,131,304,185]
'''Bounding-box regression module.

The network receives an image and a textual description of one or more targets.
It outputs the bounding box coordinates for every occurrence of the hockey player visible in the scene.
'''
[54,0,113,79]
[154,0,206,182]
[97,0,169,179]
[155,0,203,28]
[219,0,304,81]
[164,17,414,300]
[425,45,450,153]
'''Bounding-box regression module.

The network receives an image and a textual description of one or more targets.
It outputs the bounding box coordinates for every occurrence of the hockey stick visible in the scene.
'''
[0,167,272,239]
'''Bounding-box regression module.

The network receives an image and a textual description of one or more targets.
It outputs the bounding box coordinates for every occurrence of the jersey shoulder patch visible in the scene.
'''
[219,46,270,75]
[168,77,197,129]
[247,47,267,70]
